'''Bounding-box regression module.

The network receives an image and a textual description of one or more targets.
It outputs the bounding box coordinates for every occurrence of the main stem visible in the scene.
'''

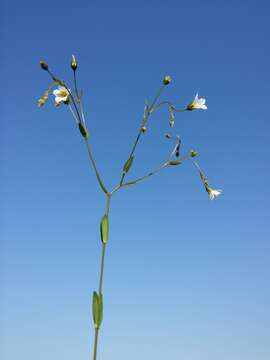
[92,194,111,360]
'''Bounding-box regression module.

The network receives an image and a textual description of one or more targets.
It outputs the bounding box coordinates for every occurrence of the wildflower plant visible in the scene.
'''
[38,56,222,360]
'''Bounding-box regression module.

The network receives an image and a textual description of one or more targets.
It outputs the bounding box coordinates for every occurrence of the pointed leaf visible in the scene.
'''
[92,291,103,329]
[92,292,103,329]
[100,214,109,243]
[169,160,181,166]
[123,156,134,173]
[92,291,99,328]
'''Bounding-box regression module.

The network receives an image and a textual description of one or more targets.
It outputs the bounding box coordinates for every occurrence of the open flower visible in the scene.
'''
[187,93,207,110]
[205,186,222,200]
[53,86,70,106]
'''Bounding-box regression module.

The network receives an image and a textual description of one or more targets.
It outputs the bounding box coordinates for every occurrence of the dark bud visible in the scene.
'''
[141,126,147,133]
[71,54,77,71]
[40,60,49,71]
[190,149,197,158]
[163,75,172,85]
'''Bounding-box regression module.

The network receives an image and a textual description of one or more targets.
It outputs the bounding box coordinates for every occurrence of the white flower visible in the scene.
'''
[187,93,207,110]
[206,186,222,200]
[53,86,70,106]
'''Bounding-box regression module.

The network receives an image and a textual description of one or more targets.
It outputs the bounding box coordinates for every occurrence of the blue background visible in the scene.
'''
[1,0,269,359]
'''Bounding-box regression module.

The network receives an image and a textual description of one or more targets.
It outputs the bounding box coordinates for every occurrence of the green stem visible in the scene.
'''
[73,70,80,101]
[99,243,106,294]
[93,328,99,360]
[122,162,169,188]
[119,85,166,185]
[92,194,111,360]
[84,139,108,194]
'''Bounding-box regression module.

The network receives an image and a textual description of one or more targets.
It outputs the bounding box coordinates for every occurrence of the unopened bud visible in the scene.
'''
[71,54,77,71]
[190,149,197,158]
[141,126,147,133]
[163,75,172,86]
[40,60,49,71]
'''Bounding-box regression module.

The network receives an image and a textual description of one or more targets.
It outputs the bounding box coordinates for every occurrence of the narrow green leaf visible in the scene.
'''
[100,214,109,243]
[92,291,99,328]
[169,160,181,166]
[92,291,103,329]
[123,156,134,173]
[123,180,136,187]
[78,123,88,139]
[98,293,103,325]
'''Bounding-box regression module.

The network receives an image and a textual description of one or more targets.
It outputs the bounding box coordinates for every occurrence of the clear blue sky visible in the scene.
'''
[1,0,270,359]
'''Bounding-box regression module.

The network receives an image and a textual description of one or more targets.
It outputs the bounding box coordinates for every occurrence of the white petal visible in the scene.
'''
[55,96,63,104]
[199,98,206,105]
[201,104,207,110]
[53,89,61,96]
[194,93,199,101]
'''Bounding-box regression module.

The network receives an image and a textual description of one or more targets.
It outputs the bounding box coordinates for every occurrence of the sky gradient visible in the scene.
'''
[1,0,270,359]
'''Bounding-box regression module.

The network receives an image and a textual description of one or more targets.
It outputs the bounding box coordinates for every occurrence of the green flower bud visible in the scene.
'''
[71,54,77,71]
[40,60,49,71]
[163,75,172,85]
[190,149,197,158]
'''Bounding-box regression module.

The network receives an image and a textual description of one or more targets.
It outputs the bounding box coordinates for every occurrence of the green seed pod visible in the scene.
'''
[92,291,103,329]
[123,156,134,173]
[100,214,109,244]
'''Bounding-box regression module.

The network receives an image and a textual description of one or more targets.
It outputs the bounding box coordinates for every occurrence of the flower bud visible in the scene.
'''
[141,126,147,133]
[71,54,77,71]
[40,60,49,71]
[190,149,197,158]
[163,75,172,85]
